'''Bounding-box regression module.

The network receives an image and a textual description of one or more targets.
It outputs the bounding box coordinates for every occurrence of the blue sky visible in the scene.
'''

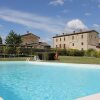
[0,0,100,44]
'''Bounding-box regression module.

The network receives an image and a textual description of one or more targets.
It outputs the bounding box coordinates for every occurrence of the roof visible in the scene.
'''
[21,33,40,39]
[53,30,99,38]
[0,42,51,47]
[39,42,50,46]
[21,42,50,47]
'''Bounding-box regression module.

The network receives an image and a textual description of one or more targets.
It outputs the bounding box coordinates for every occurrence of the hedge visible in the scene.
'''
[57,49,84,56]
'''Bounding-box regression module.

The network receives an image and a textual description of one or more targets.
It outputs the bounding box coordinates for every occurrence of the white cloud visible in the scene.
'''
[0,8,65,34]
[40,38,51,42]
[98,5,100,8]
[66,19,88,31]
[0,8,89,43]
[62,9,70,14]
[49,0,64,6]
[93,24,100,32]
[85,13,91,16]
[93,24,100,28]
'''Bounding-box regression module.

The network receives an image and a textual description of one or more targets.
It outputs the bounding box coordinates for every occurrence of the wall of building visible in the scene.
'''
[87,32,100,50]
[53,31,100,50]
[53,33,88,50]
[87,45,100,51]
[21,33,50,49]
[98,38,100,44]
[87,32,99,47]
[21,34,39,45]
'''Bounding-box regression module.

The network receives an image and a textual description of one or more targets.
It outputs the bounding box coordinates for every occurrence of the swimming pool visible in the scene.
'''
[0,61,100,100]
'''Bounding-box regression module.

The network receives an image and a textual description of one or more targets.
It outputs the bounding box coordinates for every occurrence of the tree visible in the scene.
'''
[5,30,22,45]
[5,30,22,55]
[0,36,3,54]
[0,36,2,44]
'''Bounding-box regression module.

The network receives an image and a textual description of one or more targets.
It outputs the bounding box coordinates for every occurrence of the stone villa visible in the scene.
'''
[53,30,100,50]
[21,31,50,49]
[21,32,40,45]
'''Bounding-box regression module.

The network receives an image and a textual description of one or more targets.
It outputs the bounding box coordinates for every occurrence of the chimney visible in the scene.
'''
[56,34,58,36]
[73,31,75,34]
[62,33,64,35]
[27,31,29,34]
[80,29,82,32]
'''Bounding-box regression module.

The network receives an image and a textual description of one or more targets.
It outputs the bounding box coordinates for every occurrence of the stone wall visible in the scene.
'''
[53,31,100,50]
[21,34,39,45]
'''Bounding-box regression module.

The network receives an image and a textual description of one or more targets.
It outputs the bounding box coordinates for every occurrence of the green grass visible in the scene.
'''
[0,57,29,61]
[0,56,100,64]
[59,56,100,64]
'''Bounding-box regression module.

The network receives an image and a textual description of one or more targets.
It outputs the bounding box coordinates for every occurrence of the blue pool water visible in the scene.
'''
[0,62,100,100]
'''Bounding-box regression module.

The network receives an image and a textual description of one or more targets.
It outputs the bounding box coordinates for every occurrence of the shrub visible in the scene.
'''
[85,49,96,57]
[57,49,66,56]
[57,49,85,56]
[74,49,84,56]
[94,51,100,58]
[48,53,55,60]
[67,49,75,56]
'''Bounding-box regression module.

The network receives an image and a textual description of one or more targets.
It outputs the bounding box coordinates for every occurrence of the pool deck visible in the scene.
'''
[76,93,100,100]
[28,61,100,68]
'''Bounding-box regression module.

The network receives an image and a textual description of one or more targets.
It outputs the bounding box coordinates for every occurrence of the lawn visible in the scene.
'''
[59,56,100,64]
[0,56,100,64]
[0,57,29,61]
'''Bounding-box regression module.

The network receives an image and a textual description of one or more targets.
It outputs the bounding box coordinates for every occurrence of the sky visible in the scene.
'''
[0,0,100,45]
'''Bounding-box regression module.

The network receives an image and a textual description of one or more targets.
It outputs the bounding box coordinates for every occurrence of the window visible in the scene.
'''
[56,39,58,42]
[72,36,74,40]
[64,44,66,48]
[89,35,91,39]
[60,38,61,41]
[81,35,83,38]
[98,34,99,38]
[81,42,84,45]
[81,48,83,50]
[72,43,74,46]
[64,37,65,41]
[90,35,92,39]
[98,43,100,46]
[59,44,61,48]
[56,45,57,48]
